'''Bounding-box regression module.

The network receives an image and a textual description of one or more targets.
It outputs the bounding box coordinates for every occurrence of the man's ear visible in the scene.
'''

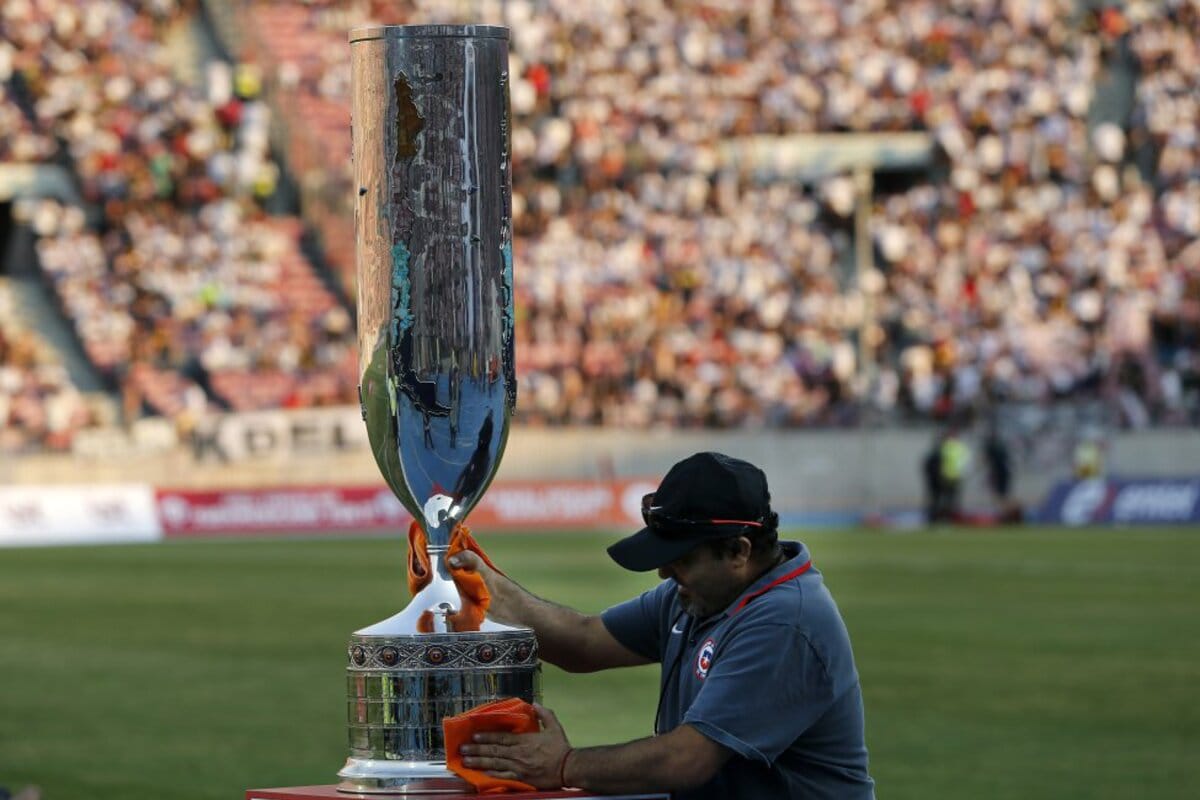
[729,536,752,567]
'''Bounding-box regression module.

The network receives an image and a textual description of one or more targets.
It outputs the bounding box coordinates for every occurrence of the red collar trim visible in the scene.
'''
[730,560,812,614]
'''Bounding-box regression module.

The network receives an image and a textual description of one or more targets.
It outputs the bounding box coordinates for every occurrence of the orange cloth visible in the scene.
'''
[407,521,504,633]
[443,698,540,794]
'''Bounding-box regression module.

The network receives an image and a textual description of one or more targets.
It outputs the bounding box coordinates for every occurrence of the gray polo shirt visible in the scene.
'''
[601,541,874,800]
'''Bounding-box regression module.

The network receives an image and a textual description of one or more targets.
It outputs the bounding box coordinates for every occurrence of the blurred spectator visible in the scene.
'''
[983,424,1021,522]
[922,430,944,525]
[0,785,43,800]
[1072,427,1107,479]
[938,424,972,522]
[0,280,96,452]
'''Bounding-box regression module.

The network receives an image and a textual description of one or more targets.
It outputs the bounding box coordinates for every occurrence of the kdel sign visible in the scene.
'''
[190,407,368,463]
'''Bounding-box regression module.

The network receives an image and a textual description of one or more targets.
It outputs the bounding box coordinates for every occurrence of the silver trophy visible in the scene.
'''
[342,25,539,794]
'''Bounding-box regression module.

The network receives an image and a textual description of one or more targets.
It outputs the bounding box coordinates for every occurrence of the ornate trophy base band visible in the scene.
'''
[341,629,541,794]
[336,758,467,794]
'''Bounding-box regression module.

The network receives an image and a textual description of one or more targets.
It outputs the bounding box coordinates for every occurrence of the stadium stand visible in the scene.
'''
[2,0,357,438]
[202,0,1198,430]
[0,278,98,452]
[1,0,1197,452]
[0,84,55,165]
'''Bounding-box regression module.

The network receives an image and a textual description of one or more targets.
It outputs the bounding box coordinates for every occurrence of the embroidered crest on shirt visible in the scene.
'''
[695,638,716,679]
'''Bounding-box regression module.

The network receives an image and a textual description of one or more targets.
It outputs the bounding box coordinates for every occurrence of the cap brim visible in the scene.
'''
[607,526,704,572]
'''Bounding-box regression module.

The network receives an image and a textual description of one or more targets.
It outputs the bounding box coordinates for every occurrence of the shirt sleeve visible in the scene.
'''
[599,581,671,663]
[682,621,835,764]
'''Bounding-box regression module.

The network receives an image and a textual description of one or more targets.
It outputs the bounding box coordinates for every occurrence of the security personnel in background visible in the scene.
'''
[451,452,875,799]
[1073,428,1106,479]
[938,426,972,522]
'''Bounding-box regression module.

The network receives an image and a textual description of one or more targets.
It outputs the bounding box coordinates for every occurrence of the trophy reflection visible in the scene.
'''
[341,25,538,794]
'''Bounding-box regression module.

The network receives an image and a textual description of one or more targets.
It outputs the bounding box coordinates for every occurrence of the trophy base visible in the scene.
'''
[342,627,540,793]
[250,784,671,799]
[336,757,468,794]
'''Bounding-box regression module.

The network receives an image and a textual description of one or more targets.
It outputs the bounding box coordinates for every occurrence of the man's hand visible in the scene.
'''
[447,549,494,581]
[447,550,515,624]
[459,704,572,789]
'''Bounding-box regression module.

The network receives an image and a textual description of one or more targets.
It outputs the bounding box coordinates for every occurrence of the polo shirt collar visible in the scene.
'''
[720,540,811,618]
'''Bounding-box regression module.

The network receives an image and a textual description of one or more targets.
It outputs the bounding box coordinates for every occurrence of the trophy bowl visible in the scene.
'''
[341,24,538,793]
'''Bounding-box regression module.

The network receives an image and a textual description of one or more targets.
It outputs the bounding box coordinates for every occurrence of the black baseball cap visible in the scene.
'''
[607,452,772,572]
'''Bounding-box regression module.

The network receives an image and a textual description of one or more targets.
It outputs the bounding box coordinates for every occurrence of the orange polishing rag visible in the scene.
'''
[443,698,540,793]
[407,521,504,633]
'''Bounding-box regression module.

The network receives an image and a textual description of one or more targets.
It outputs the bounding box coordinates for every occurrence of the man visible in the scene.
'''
[923,431,945,523]
[983,425,1022,523]
[938,426,971,522]
[453,451,874,798]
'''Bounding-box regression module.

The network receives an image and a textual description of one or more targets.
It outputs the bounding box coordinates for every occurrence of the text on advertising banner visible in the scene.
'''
[155,479,660,537]
[1035,477,1200,526]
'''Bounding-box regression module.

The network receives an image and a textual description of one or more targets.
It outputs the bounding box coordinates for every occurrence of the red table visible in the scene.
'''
[246,787,668,800]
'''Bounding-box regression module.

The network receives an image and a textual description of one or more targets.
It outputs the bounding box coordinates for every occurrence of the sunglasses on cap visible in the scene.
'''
[640,493,764,535]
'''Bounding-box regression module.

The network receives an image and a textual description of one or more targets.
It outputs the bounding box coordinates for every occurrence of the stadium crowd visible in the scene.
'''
[0,280,97,452]
[230,0,1199,428]
[2,0,357,436]
[0,85,55,165]
[1,0,1197,451]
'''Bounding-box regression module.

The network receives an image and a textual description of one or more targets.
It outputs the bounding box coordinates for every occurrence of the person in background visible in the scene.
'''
[0,785,42,800]
[1073,427,1107,479]
[983,426,1021,523]
[938,426,972,522]
[923,431,946,524]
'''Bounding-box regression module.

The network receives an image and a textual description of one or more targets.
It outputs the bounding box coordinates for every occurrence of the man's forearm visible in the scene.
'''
[452,549,647,671]
[564,727,725,794]
[487,572,604,671]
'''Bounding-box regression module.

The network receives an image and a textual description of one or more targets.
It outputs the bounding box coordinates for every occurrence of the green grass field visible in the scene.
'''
[2,527,1198,799]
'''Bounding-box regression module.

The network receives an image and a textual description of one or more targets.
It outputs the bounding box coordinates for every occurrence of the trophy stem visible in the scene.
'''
[355,547,462,636]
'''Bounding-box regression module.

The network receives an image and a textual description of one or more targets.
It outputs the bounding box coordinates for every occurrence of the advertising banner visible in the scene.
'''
[1034,477,1200,526]
[0,484,161,547]
[156,479,659,537]
[156,486,405,536]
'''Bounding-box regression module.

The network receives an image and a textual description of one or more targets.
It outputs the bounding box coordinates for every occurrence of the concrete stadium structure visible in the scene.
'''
[4,425,1198,521]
